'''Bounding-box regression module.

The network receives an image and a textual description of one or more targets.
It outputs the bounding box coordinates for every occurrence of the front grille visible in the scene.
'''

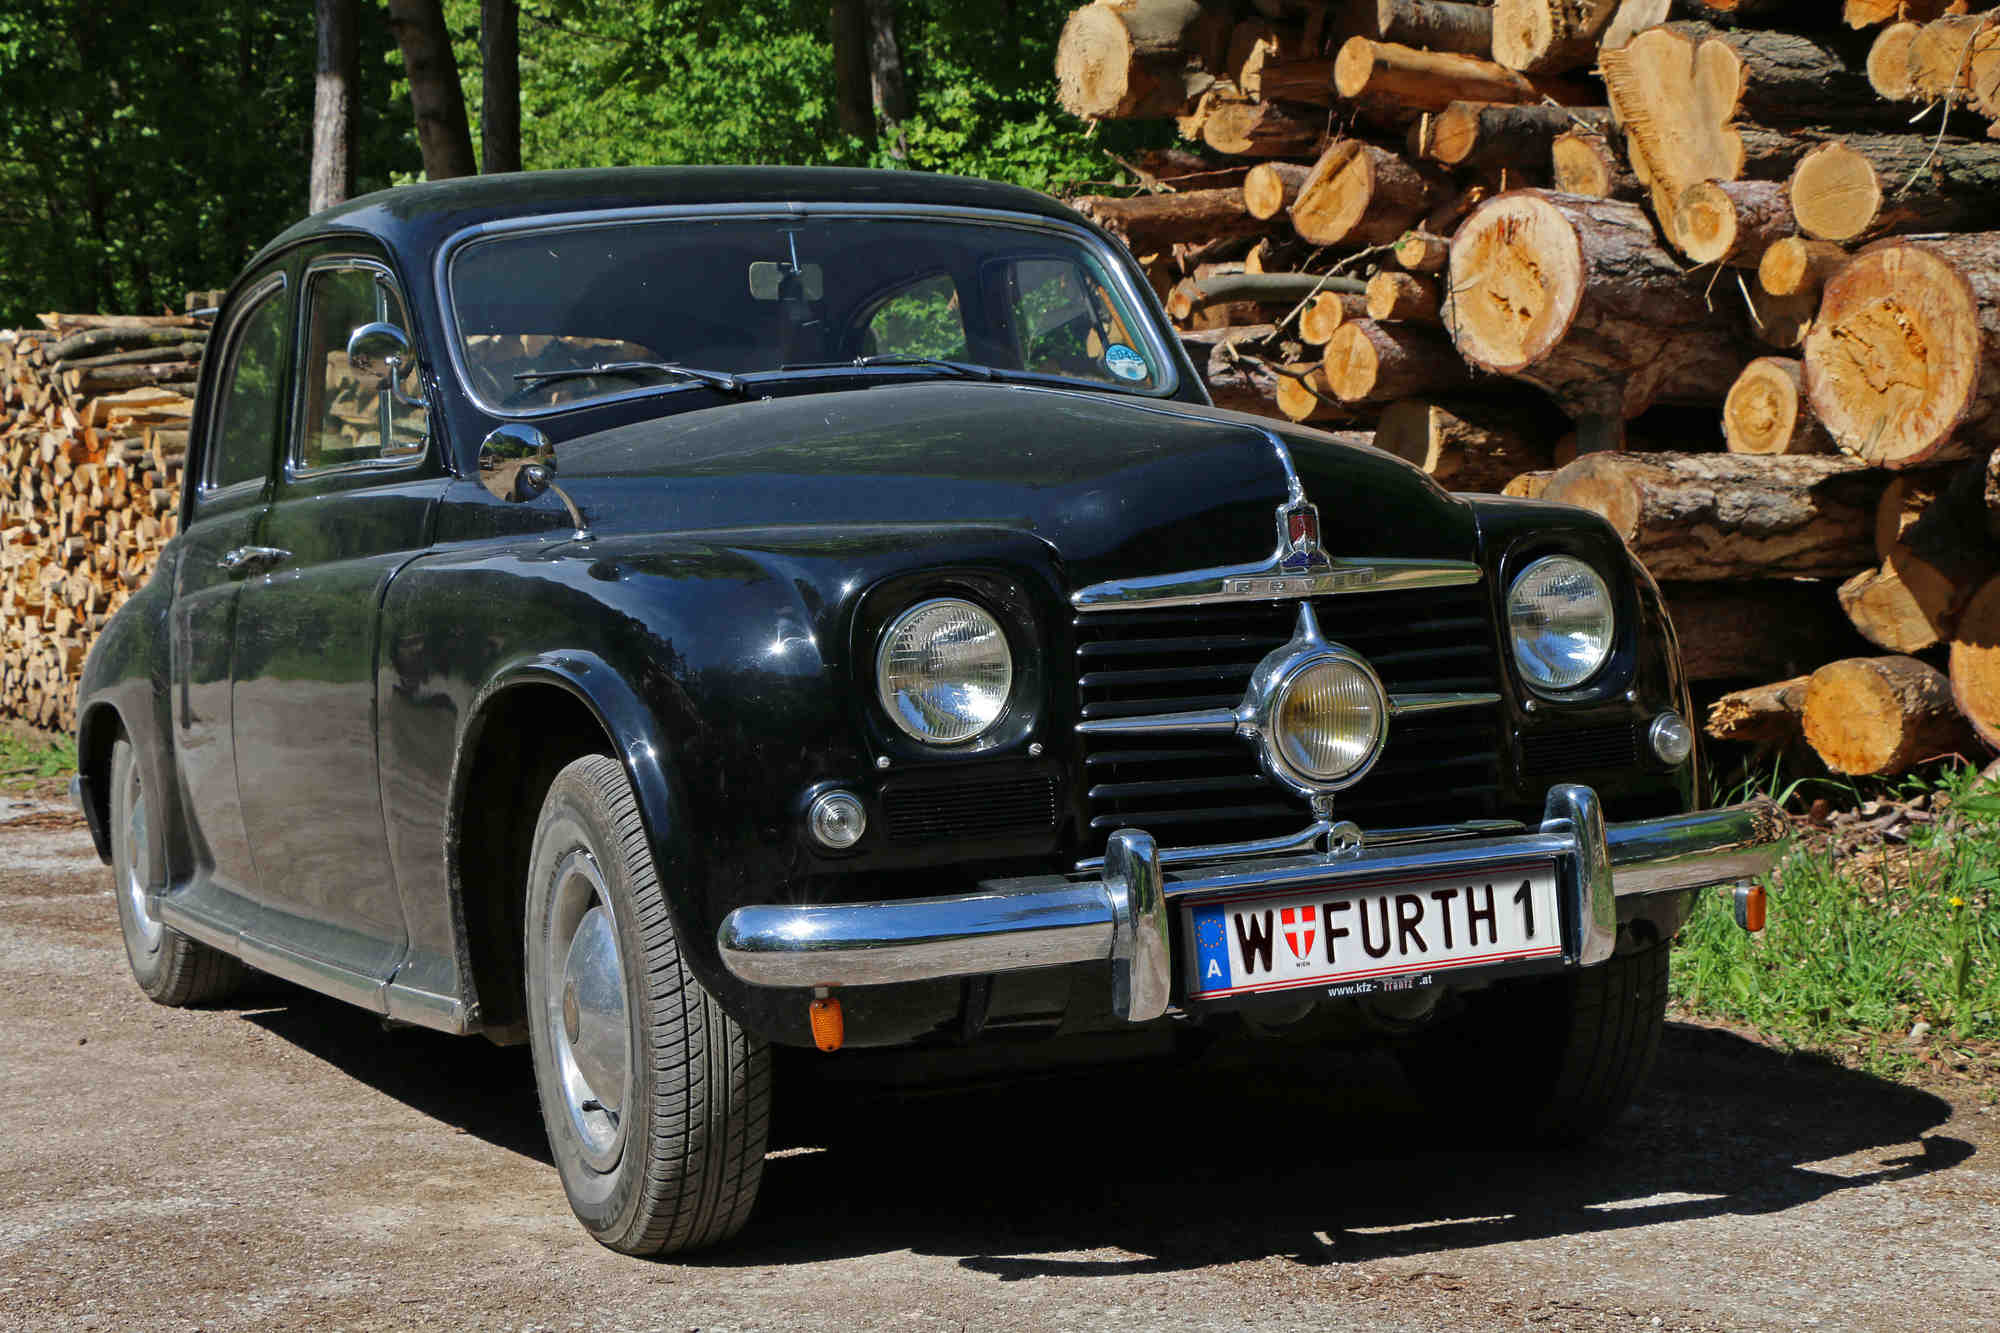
[1522,721,1642,774]
[882,775,1059,841]
[1075,583,1503,855]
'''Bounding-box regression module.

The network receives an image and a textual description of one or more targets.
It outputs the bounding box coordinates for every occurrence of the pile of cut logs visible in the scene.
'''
[1060,0,2000,780]
[1,312,205,734]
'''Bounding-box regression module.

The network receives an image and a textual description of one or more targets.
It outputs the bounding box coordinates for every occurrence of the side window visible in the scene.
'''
[1005,257,1156,389]
[861,273,967,360]
[297,263,428,472]
[206,278,290,490]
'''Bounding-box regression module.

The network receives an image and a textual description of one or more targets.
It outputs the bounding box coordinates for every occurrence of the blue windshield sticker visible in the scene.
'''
[1104,343,1149,382]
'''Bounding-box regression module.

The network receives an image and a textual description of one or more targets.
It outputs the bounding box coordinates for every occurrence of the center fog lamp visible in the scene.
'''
[1507,555,1615,691]
[1271,655,1386,786]
[876,598,1013,745]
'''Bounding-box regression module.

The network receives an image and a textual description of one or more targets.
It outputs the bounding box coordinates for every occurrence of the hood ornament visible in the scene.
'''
[1276,497,1332,574]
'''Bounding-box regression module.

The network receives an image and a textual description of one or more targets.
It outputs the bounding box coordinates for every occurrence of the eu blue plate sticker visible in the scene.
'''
[1193,906,1232,992]
[1104,343,1149,381]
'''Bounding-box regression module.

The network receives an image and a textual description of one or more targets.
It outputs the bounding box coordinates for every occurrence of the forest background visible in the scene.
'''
[0,0,1169,329]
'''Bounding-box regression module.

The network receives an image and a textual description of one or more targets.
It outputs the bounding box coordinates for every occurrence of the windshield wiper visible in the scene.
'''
[512,360,748,396]
[780,354,995,381]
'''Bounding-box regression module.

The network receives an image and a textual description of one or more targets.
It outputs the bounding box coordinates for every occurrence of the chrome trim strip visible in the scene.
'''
[1080,688,1501,737]
[383,980,471,1034]
[1605,797,1791,896]
[234,934,390,1016]
[1073,816,1528,873]
[1156,832,1576,903]
[1390,691,1502,716]
[1071,557,1483,611]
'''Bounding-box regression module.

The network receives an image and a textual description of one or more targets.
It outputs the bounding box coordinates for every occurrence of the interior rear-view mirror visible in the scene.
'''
[748,261,823,302]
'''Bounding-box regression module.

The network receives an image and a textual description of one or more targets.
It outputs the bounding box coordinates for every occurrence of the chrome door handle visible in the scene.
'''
[218,546,290,576]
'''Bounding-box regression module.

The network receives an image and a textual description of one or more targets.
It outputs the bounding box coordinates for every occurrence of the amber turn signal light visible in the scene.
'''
[1733,884,1767,933]
[809,993,845,1052]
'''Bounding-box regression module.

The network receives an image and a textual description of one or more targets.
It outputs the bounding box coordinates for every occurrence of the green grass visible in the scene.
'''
[0,729,76,796]
[1671,762,2000,1077]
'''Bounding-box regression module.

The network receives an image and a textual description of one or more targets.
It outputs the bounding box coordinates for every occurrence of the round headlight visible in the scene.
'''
[876,598,1013,745]
[1272,656,1386,783]
[1508,556,1615,691]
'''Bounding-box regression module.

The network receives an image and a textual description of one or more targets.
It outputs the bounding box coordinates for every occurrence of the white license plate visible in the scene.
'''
[1184,861,1564,1001]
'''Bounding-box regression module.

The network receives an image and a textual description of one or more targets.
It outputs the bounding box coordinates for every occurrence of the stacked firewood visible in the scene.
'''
[0,312,205,734]
[1059,0,2000,780]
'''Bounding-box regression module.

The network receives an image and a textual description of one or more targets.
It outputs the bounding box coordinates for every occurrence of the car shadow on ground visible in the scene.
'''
[237,991,1973,1274]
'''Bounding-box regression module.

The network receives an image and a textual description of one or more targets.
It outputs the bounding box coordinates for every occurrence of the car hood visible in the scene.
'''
[548,382,1478,589]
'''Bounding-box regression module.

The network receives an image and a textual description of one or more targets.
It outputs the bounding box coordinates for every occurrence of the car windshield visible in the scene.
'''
[447,214,1167,412]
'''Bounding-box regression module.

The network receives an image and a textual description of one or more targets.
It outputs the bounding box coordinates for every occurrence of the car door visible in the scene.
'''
[170,267,289,903]
[229,252,448,982]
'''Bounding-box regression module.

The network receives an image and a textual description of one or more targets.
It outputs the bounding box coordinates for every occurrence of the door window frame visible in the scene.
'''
[288,255,432,480]
[197,271,290,501]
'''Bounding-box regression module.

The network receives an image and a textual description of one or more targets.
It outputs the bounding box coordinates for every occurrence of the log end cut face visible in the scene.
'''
[1949,575,2000,749]
[1056,7,1138,119]
[1804,245,1980,467]
[1788,143,1880,244]
[1291,142,1376,247]
[1723,357,1804,455]
[1803,655,1961,776]
[1446,192,1585,374]
[1322,323,1380,402]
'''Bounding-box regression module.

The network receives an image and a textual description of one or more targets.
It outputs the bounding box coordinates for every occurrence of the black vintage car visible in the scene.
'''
[71,166,1785,1256]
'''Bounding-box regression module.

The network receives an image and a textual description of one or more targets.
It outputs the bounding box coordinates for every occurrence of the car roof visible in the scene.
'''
[252,166,1092,272]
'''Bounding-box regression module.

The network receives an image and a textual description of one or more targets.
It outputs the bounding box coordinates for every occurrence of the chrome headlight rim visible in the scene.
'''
[1258,648,1390,795]
[874,595,1016,747]
[1507,553,1617,694]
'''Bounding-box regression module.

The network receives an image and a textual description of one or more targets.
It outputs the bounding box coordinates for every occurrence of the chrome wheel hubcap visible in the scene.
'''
[543,850,631,1172]
[123,766,162,953]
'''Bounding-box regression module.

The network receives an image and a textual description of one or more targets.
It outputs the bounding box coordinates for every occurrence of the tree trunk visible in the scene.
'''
[1840,461,1998,651]
[1426,101,1612,169]
[1666,583,1864,681]
[480,0,521,173]
[1757,236,1848,298]
[1375,398,1555,490]
[387,0,476,180]
[1539,451,1882,580]
[866,0,908,146]
[1072,189,1264,253]
[1193,325,1282,413]
[1299,289,1370,343]
[1550,127,1641,199]
[1321,319,1470,402]
[1333,37,1591,114]
[1503,470,1556,497]
[1289,140,1441,247]
[310,0,357,211]
[1491,0,1622,74]
[1167,271,1359,321]
[1908,12,1998,103]
[1247,56,1339,103]
[1846,0,1969,29]
[1802,655,1970,775]
[1658,20,1915,128]
[1787,136,2000,244]
[1202,98,1325,157]
[1707,674,1810,742]
[1675,179,1795,267]
[1056,0,1227,119]
[1374,0,1495,55]
[1723,357,1833,455]
[831,0,873,136]
[1275,361,1354,422]
[1867,20,1923,98]
[1949,573,2000,748]
[1243,161,1313,218]
[1447,191,1751,419]
[1804,233,2000,468]
[1365,270,1442,323]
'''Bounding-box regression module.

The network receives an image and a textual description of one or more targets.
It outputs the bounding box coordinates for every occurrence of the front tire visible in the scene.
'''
[109,736,243,1006]
[524,754,771,1255]
[1396,938,1670,1143]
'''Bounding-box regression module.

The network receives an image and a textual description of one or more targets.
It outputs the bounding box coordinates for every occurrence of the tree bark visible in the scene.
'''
[1290,140,1441,247]
[1949,573,2000,748]
[1193,325,1283,413]
[1072,189,1265,253]
[1803,655,1970,775]
[866,0,908,145]
[831,0,873,136]
[1707,674,1811,742]
[480,0,521,173]
[1426,101,1612,169]
[1666,583,1863,681]
[1333,37,1591,115]
[1787,136,2000,244]
[311,0,357,211]
[1657,20,1916,128]
[1503,470,1556,497]
[1167,271,1359,321]
[1447,191,1751,419]
[387,0,477,180]
[1539,451,1883,580]
[1365,270,1442,323]
[1243,161,1312,218]
[1724,357,1833,455]
[1491,0,1622,74]
[1804,233,2000,468]
[1375,398,1556,490]
[1675,179,1795,267]
[1374,0,1495,55]
[1056,0,1227,119]
[1320,319,1470,402]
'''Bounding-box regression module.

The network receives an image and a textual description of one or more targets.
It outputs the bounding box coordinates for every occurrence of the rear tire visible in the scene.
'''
[110,736,244,1006]
[524,754,771,1255]
[1396,938,1670,1143]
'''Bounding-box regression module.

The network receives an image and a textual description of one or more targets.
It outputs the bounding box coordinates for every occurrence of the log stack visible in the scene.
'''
[1057,0,2000,778]
[0,312,206,735]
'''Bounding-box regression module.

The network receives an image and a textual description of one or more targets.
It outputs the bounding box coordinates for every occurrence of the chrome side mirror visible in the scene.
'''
[346,321,412,379]
[478,424,588,538]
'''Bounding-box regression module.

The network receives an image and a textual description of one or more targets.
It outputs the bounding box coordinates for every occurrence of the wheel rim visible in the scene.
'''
[542,849,632,1173]
[122,761,163,954]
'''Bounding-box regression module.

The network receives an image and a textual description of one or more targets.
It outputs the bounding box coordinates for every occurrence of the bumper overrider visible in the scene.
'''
[717,786,1789,1024]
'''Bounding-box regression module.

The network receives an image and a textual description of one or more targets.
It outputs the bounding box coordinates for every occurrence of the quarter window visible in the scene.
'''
[206,278,289,490]
[1003,257,1154,389]
[297,264,427,471]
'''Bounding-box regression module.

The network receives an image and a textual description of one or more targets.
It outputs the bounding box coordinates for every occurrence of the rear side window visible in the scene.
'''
[297,263,428,471]
[206,277,289,490]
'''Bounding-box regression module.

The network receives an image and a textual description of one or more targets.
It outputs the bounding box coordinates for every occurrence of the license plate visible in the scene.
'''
[1184,862,1563,1001]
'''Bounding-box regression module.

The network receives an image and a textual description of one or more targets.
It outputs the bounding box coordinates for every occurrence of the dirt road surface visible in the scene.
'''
[3,796,1997,1332]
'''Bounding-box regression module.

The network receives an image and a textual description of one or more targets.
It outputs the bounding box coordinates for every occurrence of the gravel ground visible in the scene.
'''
[2,797,1997,1332]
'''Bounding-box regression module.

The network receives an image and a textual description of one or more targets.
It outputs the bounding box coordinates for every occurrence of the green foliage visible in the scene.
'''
[0,729,77,794]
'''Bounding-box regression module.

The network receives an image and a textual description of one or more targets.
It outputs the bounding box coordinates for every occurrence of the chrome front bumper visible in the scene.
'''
[717,785,1790,1024]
